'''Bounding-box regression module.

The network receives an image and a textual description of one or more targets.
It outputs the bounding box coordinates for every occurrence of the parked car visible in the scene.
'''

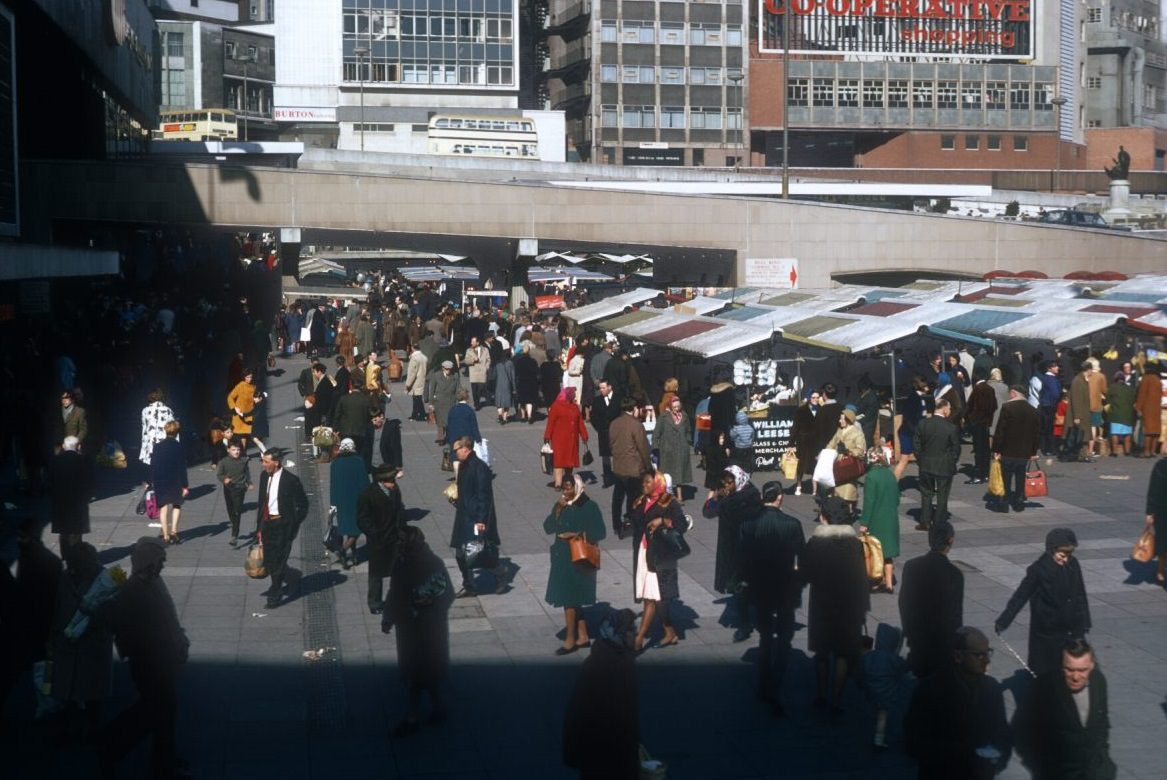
[1037,210,1130,230]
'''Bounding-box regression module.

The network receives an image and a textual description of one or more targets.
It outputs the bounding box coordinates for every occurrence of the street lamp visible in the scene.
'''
[1051,95,1067,192]
[727,70,744,169]
[781,3,790,199]
[239,51,257,142]
[354,47,369,152]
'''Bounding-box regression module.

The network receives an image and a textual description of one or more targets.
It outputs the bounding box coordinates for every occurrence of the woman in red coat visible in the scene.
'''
[544,387,589,489]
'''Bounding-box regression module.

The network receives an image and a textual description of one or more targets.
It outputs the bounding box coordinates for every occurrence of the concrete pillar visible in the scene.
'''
[279,228,301,280]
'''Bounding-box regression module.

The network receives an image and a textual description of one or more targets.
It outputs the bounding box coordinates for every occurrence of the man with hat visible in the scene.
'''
[799,495,869,716]
[739,480,805,717]
[426,359,461,446]
[991,384,1040,512]
[357,465,407,615]
[898,519,964,678]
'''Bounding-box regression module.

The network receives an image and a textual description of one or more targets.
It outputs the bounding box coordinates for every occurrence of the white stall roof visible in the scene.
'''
[560,288,662,325]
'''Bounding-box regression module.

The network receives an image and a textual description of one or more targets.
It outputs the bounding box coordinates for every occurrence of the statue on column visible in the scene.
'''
[1104,146,1130,180]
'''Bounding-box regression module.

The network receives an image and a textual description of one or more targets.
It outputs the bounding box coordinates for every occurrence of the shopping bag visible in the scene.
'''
[299,326,312,342]
[144,490,160,520]
[780,450,799,481]
[461,538,499,570]
[812,448,837,488]
[135,486,148,515]
[474,438,491,467]
[988,460,1006,497]
[1024,458,1048,498]
[859,532,885,580]
[245,535,267,579]
[322,507,343,554]
[1132,527,1156,564]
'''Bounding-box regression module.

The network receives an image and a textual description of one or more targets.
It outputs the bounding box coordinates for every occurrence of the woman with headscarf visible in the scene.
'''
[824,406,868,513]
[544,386,589,489]
[630,471,688,651]
[995,527,1091,675]
[330,438,371,569]
[859,447,900,594]
[382,527,455,737]
[139,388,175,467]
[703,465,763,642]
[543,475,607,654]
[151,420,188,546]
[656,395,693,501]
[658,377,680,416]
[564,345,587,411]
[227,367,265,454]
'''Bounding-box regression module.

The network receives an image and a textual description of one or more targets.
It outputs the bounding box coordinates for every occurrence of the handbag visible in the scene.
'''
[1024,458,1048,498]
[540,442,554,475]
[833,453,866,484]
[245,534,267,579]
[442,482,459,504]
[859,531,884,580]
[135,486,148,516]
[568,532,601,569]
[441,451,454,472]
[461,538,500,570]
[780,450,798,481]
[1132,527,1156,564]
[144,490,160,521]
[582,446,594,466]
[312,426,337,448]
[988,460,1006,497]
[322,507,343,554]
[654,526,691,562]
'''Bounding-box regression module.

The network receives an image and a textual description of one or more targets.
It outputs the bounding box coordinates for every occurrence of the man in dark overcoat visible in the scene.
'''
[898,519,964,678]
[590,380,621,487]
[450,436,503,597]
[51,436,90,551]
[913,398,961,531]
[256,450,310,609]
[1013,638,1116,780]
[991,384,1040,512]
[357,466,407,615]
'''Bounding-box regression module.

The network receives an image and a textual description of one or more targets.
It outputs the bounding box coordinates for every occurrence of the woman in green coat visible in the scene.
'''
[543,475,607,655]
[1106,371,1136,456]
[859,448,900,594]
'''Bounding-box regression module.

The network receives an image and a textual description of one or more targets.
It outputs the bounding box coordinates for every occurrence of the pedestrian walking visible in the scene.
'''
[216,441,252,547]
[912,398,961,531]
[450,436,505,597]
[656,396,692,500]
[609,397,652,538]
[703,465,763,642]
[859,447,900,594]
[330,439,370,569]
[991,384,1040,512]
[151,421,189,546]
[425,360,460,445]
[256,450,310,609]
[590,380,621,486]
[629,471,687,652]
[138,389,175,468]
[226,367,265,454]
[543,475,606,655]
[898,520,963,679]
[51,436,90,553]
[791,390,821,495]
[544,386,588,489]
[358,465,407,614]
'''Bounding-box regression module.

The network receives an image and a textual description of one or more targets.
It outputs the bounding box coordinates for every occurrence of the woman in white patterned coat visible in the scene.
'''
[139,388,176,466]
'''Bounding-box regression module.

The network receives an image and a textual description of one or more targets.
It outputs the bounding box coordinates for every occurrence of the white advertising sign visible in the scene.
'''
[273,107,337,122]
[745,258,800,289]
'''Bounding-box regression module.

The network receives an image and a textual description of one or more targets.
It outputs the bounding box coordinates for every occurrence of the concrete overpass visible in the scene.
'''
[20,158,1165,287]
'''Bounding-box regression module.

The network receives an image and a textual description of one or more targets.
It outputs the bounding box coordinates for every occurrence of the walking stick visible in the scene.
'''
[995,632,1037,678]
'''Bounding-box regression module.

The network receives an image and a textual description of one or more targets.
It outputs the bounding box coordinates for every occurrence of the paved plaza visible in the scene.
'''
[6,356,1167,779]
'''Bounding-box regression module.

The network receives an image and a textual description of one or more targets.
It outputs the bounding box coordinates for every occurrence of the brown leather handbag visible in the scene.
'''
[569,533,601,569]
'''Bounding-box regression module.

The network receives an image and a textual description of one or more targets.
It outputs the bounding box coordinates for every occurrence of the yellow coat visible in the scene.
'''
[227,380,258,434]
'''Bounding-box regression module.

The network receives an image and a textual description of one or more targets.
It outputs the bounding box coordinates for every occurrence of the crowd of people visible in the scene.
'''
[5,259,1164,779]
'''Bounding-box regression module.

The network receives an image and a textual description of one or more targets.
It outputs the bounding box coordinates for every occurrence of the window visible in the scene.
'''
[1034,83,1054,110]
[486,18,512,41]
[1086,7,1102,22]
[622,22,654,44]
[166,32,184,58]
[1087,119,1102,127]
[661,106,685,128]
[1087,76,1102,89]
[965,134,979,150]
[727,108,742,129]
[661,67,684,84]
[690,24,721,45]
[601,105,618,127]
[601,21,616,42]
[1013,135,1028,151]
[987,134,1001,150]
[1009,83,1030,109]
[690,107,722,129]
[788,78,809,107]
[962,84,982,109]
[622,66,639,83]
[937,81,957,109]
[601,65,618,82]
[486,66,513,84]
[888,80,908,108]
[863,80,884,107]
[225,40,236,58]
[838,79,859,107]
[986,82,1006,110]
[726,26,742,45]
[812,79,834,107]
[940,134,955,150]
[912,81,934,109]
[622,105,655,128]
[660,22,684,45]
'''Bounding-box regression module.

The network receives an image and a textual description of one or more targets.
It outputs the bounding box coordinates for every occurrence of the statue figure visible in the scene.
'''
[1104,145,1130,180]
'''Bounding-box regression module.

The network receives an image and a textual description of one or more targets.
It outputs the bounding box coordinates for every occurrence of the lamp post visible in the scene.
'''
[1051,95,1067,192]
[728,70,743,169]
[781,2,790,199]
[240,53,253,142]
[354,46,368,152]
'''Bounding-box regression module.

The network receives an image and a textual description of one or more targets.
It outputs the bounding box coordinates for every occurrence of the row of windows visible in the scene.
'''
[341,0,513,12]
[600,21,744,47]
[788,79,1055,111]
[599,65,743,86]
[601,104,742,130]
[342,61,513,84]
[940,134,1029,151]
[344,10,512,42]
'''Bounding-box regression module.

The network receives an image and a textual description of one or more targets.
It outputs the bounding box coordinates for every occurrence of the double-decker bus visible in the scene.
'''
[427,115,539,159]
[152,109,238,141]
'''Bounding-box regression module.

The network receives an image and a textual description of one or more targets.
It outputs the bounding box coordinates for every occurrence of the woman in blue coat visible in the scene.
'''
[151,420,189,545]
[330,439,371,569]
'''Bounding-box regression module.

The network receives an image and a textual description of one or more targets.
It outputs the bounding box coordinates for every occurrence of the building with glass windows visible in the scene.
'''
[273,0,527,151]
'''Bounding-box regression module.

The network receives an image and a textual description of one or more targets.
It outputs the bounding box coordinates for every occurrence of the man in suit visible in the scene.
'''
[450,436,505,597]
[333,385,375,469]
[992,384,1040,512]
[1014,638,1115,780]
[608,397,652,538]
[303,362,333,446]
[256,450,310,609]
[590,380,621,486]
[357,465,407,615]
[54,390,89,453]
[372,410,403,476]
[898,520,964,679]
[913,398,961,531]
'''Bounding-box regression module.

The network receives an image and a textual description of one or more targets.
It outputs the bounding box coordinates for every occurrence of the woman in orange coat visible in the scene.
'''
[1135,364,1162,457]
[543,386,589,489]
[227,368,265,453]
[335,320,357,367]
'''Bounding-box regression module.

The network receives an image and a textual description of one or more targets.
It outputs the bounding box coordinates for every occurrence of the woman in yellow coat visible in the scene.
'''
[227,368,265,453]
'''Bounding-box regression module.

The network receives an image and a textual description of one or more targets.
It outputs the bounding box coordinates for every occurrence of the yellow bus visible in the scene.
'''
[427,115,539,159]
[152,109,238,141]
